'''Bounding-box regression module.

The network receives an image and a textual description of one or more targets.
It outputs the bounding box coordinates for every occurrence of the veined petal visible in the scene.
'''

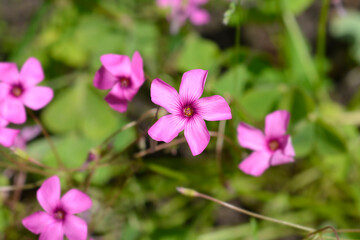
[131,51,145,88]
[0,127,19,147]
[100,54,131,77]
[61,189,92,214]
[22,86,53,110]
[148,114,186,143]
[265,110,290,138]
[239,151,271,177]
[237,123,266,151]
[184,115,210,156]
[39,222,63,240]
[37,176,61,213]
[0,63,19,84]
[93,66,118,90]
[270,150,294,166]
[179,69,207,104]
[22,211,55,234]
[63,215,88,240]
[2,98,26,124]
[189,8,210,25]
[150,78,182,114]
[20,57,44,87]
[195,95,231,121]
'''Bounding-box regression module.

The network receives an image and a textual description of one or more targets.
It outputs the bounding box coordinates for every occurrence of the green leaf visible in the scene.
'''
[315,120,347,155]
[148,163,188,182]
[292,121,315,157]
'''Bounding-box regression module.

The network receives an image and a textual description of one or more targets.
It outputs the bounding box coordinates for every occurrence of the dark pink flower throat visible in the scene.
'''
[268,140,280,151]
[11,84,24,97]
[119,77,131,88]
[183,106,194,117]
[54,209,66,220]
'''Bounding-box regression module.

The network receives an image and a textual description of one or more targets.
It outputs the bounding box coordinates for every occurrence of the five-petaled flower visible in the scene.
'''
[0,57,54,124]
[93,51,145,113]
[148,69,232,156]
[237,110,295,176]
[157,0,210,34]
[22,176,92,240]
[0,114,19,147]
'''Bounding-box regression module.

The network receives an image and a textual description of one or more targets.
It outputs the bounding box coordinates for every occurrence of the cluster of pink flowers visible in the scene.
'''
[0,57,53,148]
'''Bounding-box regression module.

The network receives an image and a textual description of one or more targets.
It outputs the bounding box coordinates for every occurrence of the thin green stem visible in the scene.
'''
[316,0,330,78]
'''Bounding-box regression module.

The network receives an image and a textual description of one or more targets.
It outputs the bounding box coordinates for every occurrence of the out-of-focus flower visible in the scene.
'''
[237,110,295,176]
[12,125,41,150]
[0,109,19,147]
[148,69,232,156]
[22,176,92,240]
[0,57,54,124]
[157,0,210,34]
[93,51,145,113]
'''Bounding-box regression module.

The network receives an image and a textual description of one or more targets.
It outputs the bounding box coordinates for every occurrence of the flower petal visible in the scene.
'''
[189,8,210,25]
[104,94,128,113]
[63,215,88,240]
[148,114,186,143]
[93,66,118,90]
[61,189,92,214]
[270,150,294,166]
[283,136,295,157]
[0,118,8,128]
[2,98,26,124]
[0,63,19,84]
[0,127,19,147]
[265,110,290,138]
[239,151,271,177]
[150,78,182,114]
[106,83,139,102]
[39,222,63,240]
[22,211,54,234]
[237,123,266,151]
[20,57,44,87]
[131,51,145,88]
[100,54,131,77]
[184,115,210,156]
[179,69,207,104]
[0,83,11,100]
[195,95,232,121]
[22,86,53,110]
[37,176,61,213]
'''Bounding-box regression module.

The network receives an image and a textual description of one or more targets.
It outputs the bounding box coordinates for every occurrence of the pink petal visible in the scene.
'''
[265,110,290,138]
[39,222,63,240]
[100,54,131,77]
[150,78,182,114]
[195,95,232,121]
[106,83,139,102]
[37,176,61,213]
[61,189,92,214]
[191,0,208,4]
[237,123,266,151]
[179,69,208,104]
[2,98,26,124]
[0,63,19,84]
[189,8,210,25]
[0,118,8,128]
[131,51,145,88]
[284,136,295,157]
[184,115,210,156]
[22,211,55,234]
[63,215,88,240]
[22,86,53,110]
[0,83,11,100]
[0,127,19,147]
[157,0,170,7]
[20,57,44,87]
[104,94,128,113]
[148,114,186,143]
[93,66,118,90]
[239,151,271,177]
[270,150,294,166]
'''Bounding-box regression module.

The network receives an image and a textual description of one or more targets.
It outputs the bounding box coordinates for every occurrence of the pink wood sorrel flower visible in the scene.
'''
[0,57,54,124]
[0,116,19,147]
[237,110,295,176]
[148,69,232,156]
[93,51,145,113]
[157,0,210,34]
[22,176,92,240]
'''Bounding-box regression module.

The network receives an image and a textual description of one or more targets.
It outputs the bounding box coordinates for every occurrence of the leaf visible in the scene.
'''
[315,119,347,155]
[292,121,315,157]
[148,163,188,182]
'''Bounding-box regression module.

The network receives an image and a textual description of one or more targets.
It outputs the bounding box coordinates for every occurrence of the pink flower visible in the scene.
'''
[148,69,232,156]
[157,0,210,34]
[237,110,295,176]
[0,117,19,147]
[12,125,41,150]
[22,176,92,240]
[0,57,54,124]
[93,51,145,113]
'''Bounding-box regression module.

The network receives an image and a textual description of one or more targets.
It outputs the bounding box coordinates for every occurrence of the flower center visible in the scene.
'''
[120,77,131,88]
[183,106,194,117]
[11,85,23,97]
[54,210,65,220]
[268,140,280,151]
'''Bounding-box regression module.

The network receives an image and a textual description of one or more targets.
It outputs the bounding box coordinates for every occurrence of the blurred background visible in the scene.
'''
[1,0,360,239]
